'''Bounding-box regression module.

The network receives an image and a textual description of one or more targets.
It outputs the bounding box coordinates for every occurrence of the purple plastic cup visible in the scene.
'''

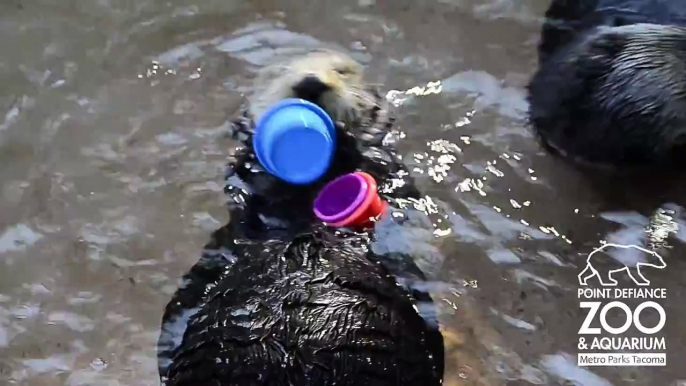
[314,173,369,223]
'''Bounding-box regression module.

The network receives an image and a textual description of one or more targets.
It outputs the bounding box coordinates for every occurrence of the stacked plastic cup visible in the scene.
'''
[313,172,387,228]
[253,98,336,185]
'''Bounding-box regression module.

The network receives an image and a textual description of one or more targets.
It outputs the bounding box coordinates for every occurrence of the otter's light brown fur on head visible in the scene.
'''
[248,50,376,128]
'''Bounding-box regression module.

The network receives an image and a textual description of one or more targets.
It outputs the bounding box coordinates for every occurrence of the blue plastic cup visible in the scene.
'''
[254,98,336,184]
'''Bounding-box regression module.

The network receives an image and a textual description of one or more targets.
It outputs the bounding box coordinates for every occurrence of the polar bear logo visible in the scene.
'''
[578,243,666,286]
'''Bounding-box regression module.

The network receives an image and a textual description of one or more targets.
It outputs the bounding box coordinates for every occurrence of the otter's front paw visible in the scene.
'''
[225,109,255,144]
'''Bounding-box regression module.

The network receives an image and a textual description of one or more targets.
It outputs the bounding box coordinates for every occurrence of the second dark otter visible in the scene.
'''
[528,0,686,168]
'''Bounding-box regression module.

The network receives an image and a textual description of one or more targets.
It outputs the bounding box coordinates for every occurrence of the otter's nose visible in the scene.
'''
[292,75,331,101]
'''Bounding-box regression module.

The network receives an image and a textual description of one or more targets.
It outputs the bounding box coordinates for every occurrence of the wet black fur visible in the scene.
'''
[528,0,686,168]
[157,89,445,385]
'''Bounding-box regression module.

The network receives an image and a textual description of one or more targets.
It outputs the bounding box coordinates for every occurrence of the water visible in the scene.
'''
[1,0,686,384]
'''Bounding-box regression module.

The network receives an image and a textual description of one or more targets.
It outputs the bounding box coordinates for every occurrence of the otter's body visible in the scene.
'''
[528,0,686,168]
[157,51,444,385]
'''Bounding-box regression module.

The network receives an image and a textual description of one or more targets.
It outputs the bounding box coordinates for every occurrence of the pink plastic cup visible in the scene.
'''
[313,172,387,228]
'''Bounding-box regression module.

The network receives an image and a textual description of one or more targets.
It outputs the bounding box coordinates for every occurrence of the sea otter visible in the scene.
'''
[528,0,686,168]
[156,49,445,385]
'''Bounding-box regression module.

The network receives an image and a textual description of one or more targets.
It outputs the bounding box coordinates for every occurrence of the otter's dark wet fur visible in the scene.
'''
[528,0,686,168]
[157,51,445,385]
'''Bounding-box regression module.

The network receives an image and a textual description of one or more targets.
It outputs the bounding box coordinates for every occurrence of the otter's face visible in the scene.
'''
[249,50,376,127]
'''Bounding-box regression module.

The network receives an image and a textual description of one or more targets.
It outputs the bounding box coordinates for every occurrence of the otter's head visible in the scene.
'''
[225,51,417,231]
[248,50,376,128]
[529,23,686,166]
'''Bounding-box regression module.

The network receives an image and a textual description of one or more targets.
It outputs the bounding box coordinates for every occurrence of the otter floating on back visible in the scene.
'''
[156,49,445,385]
[528,0,686,168]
